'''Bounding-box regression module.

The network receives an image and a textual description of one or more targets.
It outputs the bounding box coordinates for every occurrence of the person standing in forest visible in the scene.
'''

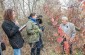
[59,16,76,55]
[26,13,43,55]
[36,15,44,49]
[2,9,24,55]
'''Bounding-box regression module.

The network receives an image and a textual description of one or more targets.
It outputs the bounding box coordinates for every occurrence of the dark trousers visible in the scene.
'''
[69,44,72,54]
[30,38,43,55]
[31,47,40,55]
[61,38,73,54]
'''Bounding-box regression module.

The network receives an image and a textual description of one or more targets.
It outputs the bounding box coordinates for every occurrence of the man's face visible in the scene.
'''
[33,15,37,19]
[62,19,67,24]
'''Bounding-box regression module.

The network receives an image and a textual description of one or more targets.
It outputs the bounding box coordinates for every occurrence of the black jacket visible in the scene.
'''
[2,20,24,49]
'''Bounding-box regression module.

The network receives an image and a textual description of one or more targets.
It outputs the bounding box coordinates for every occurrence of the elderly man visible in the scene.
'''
[60,16,76,54]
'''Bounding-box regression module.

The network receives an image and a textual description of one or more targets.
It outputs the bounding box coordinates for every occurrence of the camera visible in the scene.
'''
[36,15,43,24]
[37,15,44,31]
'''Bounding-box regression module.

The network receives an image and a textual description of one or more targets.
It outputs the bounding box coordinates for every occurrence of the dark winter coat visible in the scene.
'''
[2,20,24,49]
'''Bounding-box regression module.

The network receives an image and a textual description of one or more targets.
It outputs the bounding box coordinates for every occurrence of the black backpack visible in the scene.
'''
[1,42,6,51]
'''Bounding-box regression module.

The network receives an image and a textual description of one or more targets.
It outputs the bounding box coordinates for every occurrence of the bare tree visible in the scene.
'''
[0,0,5,11]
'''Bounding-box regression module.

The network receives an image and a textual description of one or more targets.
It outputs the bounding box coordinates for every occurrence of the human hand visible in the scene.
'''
[70,38,73,43]
[15,20,19,26]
